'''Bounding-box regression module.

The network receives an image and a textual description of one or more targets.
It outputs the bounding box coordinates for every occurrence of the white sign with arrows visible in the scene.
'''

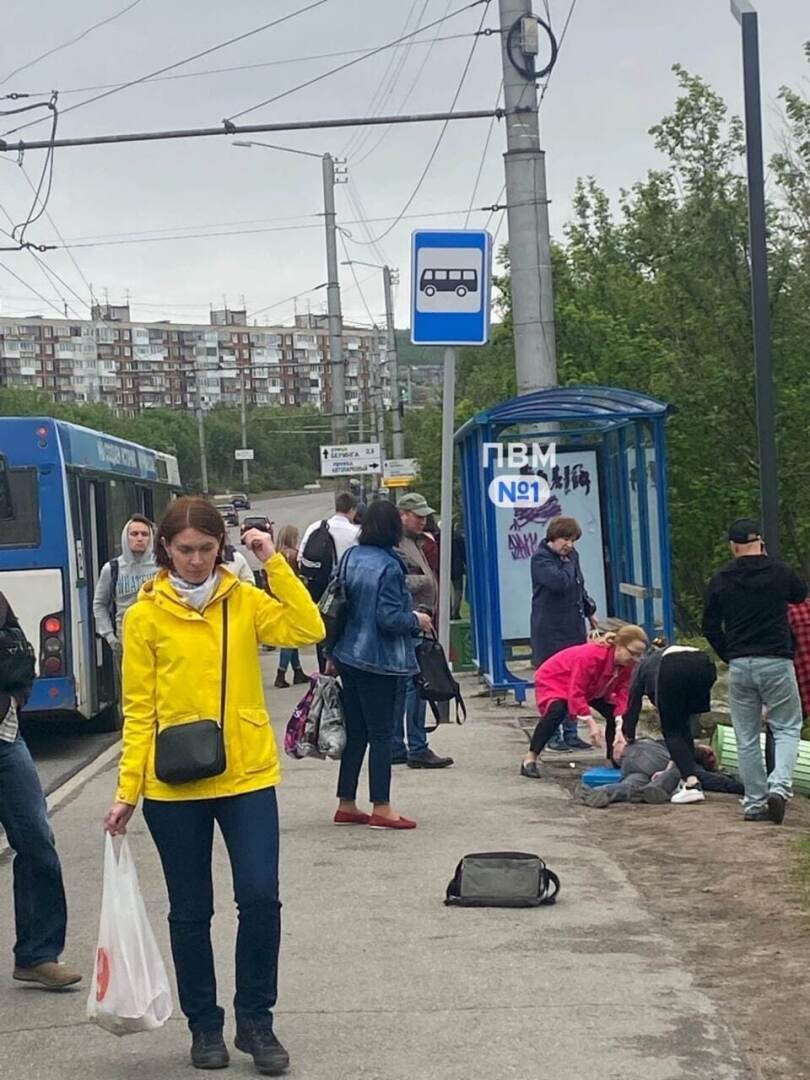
[320,442,382,477]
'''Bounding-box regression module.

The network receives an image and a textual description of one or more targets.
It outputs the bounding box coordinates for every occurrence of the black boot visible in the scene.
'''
[274,671,289,689]
[235,1017,290,1075]
[191,1029,230,1070]
[292,668,309,686]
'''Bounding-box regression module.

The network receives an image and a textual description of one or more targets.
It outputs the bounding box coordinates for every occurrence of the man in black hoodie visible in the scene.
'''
[702,519,807,825]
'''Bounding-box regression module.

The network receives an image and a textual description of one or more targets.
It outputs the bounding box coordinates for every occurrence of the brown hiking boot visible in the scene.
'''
[13,962,82,990]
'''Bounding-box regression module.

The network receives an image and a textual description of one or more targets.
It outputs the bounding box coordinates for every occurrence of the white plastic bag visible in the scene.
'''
[87,834,173,1036]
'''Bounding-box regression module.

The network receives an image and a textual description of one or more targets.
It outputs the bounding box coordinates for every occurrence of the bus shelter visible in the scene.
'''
[455,386,675,701]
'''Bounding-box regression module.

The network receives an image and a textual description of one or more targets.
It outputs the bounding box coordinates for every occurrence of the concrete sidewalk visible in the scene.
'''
[0,661,752,1080]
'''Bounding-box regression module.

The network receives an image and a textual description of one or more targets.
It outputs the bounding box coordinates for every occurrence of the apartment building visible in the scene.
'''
[0,304,391,418]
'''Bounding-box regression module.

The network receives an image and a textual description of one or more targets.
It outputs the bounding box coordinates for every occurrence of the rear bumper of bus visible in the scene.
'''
[22,677,77,714]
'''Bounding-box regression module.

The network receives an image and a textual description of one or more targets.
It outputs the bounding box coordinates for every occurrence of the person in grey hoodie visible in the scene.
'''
[93,516,157,692]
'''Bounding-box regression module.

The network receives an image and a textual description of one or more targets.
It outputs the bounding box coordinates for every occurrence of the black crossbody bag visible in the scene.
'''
[154,599,228,785]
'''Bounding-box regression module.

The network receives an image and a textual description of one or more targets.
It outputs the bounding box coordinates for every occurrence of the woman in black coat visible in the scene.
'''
[530,517,597,750]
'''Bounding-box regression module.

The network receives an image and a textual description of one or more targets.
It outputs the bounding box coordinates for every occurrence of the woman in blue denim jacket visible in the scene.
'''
[331,500,433,831]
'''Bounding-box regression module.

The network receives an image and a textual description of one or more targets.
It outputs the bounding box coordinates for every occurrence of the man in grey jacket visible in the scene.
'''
[393,493,453,770]
[92,515,157,702]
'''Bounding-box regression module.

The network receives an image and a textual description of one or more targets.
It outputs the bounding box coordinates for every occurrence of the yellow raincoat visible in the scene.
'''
[116,554,324,804]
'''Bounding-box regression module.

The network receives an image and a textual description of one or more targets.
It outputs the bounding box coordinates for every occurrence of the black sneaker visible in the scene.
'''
[235,1018,289,1075]
[191,1029,230,1070]
[565,737,593,751]
[545,737,570,752]
[407,748,454,769]
[744,807,770,822]
[767,792,787,825]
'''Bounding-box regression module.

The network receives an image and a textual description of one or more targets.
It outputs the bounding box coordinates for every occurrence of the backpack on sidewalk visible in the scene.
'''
[415,630,466,731]
[299,521,337,602]
[445,852,560,908]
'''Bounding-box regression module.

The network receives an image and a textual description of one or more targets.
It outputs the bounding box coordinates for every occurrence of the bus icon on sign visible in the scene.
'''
[420,268,478,299]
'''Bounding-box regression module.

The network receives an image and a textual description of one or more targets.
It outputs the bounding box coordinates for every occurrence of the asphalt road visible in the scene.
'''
[232,488,335,569]
[25,489,336,796]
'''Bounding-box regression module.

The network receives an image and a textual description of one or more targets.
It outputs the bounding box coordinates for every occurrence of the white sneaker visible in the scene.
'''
[671,782,705,805]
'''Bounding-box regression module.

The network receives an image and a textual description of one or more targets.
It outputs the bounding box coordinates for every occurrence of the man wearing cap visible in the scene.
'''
[392,493,454,770]
[702,519,807,824]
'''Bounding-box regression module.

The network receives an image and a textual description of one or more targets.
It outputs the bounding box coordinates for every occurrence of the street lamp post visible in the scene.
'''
[729,0,780,555]
[234,139,348,448]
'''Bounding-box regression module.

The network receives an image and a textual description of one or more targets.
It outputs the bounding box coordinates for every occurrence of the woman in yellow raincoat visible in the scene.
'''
[104,496,323,1074]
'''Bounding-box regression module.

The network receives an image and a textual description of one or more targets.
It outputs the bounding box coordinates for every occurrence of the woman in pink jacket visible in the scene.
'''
[521,625,648,779]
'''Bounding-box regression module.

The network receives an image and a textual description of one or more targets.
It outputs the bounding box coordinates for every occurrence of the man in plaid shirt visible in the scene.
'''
[788,599,810,721]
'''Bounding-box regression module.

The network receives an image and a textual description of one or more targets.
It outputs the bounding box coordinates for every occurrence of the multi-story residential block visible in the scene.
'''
[0,305,392,418]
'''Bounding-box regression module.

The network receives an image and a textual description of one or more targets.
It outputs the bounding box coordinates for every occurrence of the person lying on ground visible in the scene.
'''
[577,738,744,808]
[521,625,648,780]
[616,639,717,804]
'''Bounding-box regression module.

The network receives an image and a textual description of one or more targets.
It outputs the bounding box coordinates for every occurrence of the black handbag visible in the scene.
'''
[415,629,466,731]
[445,852,560,908]
[317,548,353,651]
[154,599,228,785]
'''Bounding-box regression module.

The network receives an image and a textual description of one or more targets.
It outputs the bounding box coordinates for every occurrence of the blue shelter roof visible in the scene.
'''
[455,385,674,442]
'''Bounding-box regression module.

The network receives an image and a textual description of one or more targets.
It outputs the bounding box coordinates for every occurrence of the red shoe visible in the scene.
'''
[333,809,371,826]
[367,814,417,830]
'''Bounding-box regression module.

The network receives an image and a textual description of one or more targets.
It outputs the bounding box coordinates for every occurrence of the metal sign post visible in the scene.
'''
[411,229,492,656]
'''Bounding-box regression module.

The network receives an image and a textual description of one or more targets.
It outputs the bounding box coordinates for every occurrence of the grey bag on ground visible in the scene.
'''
[444,851,560,908]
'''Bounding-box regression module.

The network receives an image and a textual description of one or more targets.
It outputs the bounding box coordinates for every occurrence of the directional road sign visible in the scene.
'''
[383,458,419,481]
[410,229,492,346]
[320,442,382,477]
[234,448,254,461]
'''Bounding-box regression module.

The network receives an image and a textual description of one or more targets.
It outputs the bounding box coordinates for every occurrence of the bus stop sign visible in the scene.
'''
[410,229,492,346]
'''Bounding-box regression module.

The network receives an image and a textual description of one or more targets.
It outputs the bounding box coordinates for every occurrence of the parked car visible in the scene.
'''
[218,503,239,527]
[230,492,251,510]
[240,515,274,541]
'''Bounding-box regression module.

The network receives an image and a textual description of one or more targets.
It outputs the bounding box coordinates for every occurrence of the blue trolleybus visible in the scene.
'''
[0,417,181,725]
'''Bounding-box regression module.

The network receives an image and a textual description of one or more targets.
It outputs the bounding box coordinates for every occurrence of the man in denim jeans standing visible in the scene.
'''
[393,493,454,769]
[702,519,807,824]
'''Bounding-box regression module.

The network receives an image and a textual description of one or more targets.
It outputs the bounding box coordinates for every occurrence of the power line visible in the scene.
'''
[25,250,84,319]
[48,204,499,250]
[1,0,146,87]
[343,0,430,161]
[341,0,424,159]
[352,0,492,246]
[343,179,390,268]
[0,258,67,318]
[2,0,334,139]
[225,0,489,122]
[538,0,578,108]
[339,232,379,327]
[464,80,502,227]
[21,34,478,97]
[353,0,456,168]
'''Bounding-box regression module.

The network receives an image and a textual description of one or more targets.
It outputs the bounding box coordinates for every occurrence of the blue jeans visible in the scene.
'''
[335,661,401,804]
[278,648,301,672]
[392,676,429,759]
[0,736,67,968]
[728,657,803,811]
[143,786,280,1034]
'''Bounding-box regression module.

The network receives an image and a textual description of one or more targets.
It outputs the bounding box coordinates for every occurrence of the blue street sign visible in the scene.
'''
[410,229,492,346]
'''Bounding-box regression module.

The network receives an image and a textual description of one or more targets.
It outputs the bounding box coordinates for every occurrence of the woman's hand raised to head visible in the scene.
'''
[242,528,276,563]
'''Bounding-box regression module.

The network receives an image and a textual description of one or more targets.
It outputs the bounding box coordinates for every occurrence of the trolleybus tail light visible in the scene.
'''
[39,612,65,677]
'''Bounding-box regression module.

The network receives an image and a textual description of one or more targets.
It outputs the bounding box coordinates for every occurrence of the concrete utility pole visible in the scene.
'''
[499,0,558,393]
[239,366,249,490]
[383,265,405,457]
[730,0,780,556]
[322,153,347,444]
[193,360,209,494]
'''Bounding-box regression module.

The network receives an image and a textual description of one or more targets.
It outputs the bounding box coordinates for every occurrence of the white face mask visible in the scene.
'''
[168,570,220,611]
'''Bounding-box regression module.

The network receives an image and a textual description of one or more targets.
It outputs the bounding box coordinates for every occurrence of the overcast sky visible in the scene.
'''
[0,0,807,329]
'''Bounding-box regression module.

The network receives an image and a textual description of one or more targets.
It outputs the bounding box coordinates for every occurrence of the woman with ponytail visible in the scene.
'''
[521,625,648,779]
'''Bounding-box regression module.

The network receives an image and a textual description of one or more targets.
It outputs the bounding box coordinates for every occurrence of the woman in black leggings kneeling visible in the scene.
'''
[617,642,717,805]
